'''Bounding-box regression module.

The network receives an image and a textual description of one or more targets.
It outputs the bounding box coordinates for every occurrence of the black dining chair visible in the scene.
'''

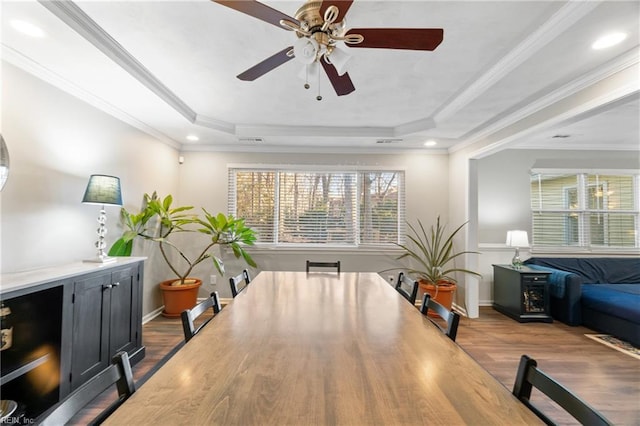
[306,260,340,273]
[36,351,135,425]
[395,272,419,305]
[229,269,251,298]
[420,293,460,341]
[181,291,222,342]
[512,355,612,426]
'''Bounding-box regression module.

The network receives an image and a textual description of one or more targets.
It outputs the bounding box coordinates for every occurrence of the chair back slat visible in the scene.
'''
[37,351,135,426]
[306,260,340,273]
[395,272,418,305]
[181,292,222,342]
[420,293,460,341]
[229,269,251,297]
[513,355,612,426]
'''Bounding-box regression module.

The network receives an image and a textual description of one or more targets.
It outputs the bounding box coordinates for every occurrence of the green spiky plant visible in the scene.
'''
[109,192,257,285]
[396,216,481,286]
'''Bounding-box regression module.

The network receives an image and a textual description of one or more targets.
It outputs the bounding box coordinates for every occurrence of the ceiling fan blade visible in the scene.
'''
[213,0,299,29]
[346,28,444,51]
[237,47,294,81]
[319,0,354,23]
[320,56,355,96]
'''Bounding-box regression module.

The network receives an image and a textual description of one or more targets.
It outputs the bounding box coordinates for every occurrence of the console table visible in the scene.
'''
[0,258,146,420]
[493,264,552,323]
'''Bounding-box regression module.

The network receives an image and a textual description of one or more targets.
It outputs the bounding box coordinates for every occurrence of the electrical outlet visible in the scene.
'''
[388,275,394,283]
[210,275,217,286]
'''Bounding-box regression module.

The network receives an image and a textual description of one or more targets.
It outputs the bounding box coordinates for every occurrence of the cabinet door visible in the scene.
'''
[70,271,111,390]
[109,265,139,356]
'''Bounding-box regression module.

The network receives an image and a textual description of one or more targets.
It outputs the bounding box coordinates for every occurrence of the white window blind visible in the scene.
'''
[229,168,405,247]
[530,172,639,249]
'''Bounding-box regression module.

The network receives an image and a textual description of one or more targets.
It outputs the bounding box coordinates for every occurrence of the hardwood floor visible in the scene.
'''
[456,308,639,425]
[72,307,638,425]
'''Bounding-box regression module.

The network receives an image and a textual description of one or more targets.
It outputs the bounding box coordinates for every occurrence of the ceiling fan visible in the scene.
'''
[213,0,443,100]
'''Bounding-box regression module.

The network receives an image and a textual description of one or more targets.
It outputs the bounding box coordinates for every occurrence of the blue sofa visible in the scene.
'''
[524,257,640,347]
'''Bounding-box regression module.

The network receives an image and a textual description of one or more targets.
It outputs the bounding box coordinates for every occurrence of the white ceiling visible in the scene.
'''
[2,0,639,154]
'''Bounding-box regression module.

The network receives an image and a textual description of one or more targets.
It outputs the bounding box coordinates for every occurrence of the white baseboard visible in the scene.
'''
[452,302,468,317]
[142,306,164,324]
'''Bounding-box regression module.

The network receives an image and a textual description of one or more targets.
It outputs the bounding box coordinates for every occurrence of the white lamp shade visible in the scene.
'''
[327,46,351,75]
[293,37,319,65]
[82,174,122,206]
[506,230,529,247]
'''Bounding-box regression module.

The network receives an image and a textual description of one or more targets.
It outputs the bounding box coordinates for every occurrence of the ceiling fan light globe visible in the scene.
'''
[294,37,319,65]
[327,46,351,75]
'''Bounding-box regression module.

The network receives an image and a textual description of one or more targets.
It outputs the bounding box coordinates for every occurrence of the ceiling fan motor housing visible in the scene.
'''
[294,1,346,41]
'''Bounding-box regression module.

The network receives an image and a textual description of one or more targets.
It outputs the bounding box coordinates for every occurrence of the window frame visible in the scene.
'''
[228,164,406,250]
[530,169,640,252]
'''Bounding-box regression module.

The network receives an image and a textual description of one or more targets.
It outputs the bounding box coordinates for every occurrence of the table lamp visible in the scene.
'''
[506,230,529,269]
[82,174,122,263]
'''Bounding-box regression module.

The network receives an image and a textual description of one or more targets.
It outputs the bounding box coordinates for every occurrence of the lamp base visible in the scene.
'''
[511,247,523,269]
[83,256,117,264]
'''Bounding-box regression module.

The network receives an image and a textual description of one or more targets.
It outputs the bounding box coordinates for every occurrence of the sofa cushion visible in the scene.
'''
[581,284,640,324]
[524,257,640,284]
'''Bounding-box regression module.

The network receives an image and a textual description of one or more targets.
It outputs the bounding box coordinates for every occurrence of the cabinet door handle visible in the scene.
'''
[103,284,113,290]
[113,282,120,287]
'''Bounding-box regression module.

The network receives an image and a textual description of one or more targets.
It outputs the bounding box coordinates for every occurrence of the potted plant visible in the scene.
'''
[109,192,257,317]
[396,216,481,312]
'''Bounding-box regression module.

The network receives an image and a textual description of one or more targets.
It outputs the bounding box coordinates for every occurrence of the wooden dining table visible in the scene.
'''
[105,271,541,425]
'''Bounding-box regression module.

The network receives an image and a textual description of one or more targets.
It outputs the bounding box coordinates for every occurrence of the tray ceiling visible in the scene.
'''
[2,0,638,153]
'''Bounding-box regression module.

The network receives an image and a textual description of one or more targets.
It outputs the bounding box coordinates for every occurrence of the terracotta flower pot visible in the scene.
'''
[159,278,202,318]
[418,279,456,318]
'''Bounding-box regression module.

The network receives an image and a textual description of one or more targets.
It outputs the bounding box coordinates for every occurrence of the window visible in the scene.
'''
[228,167,405,247]
[530,172,639,249]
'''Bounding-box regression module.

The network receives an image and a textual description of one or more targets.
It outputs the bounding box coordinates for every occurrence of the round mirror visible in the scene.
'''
[0,134,9,191]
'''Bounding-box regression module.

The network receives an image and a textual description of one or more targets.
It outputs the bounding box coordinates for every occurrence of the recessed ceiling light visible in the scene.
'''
[186,135,199,142]
[10,20,45,38]
[423,140,437,147]
[591,32,627,50]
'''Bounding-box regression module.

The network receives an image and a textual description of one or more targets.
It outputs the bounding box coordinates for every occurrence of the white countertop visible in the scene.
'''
[0,257,147,296]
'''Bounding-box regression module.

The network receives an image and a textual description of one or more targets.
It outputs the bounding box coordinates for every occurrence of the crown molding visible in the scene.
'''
[451,49,640,155]
[235,124,394,138]
[432,1,601,124]
[1,45,181,150]
[38,0,196,124]
[193,114,235,134]
[179,143,448,155]
[394,117,436,136]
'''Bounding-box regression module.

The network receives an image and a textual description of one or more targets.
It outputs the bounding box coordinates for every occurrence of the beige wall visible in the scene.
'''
[1,62,452,314]
[4,59,636,316]
[176,150,450,299]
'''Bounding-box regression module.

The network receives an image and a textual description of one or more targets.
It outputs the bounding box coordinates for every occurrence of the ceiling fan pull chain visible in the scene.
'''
[316,67,322,101]
[304,65,310,90]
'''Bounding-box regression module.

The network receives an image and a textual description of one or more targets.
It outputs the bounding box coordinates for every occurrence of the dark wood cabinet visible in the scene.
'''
[0,258,145,420]
[69,263,141,391]
[71,270,112,390]
[492,264,552,323]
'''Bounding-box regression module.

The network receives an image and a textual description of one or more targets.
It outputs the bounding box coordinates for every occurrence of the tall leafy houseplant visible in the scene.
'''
[110,192,257,284]
[110,192,257,317]
[397,216,481,309]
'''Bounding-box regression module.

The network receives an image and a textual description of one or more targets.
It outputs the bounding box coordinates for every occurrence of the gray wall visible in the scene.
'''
[475,148,640,304]
[0,62,180,316]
